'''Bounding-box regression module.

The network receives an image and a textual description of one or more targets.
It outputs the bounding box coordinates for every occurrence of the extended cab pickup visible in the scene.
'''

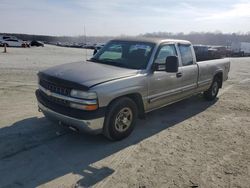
[36,38,230,140]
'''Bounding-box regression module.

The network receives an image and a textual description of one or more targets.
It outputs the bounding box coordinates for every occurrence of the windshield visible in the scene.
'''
[90,40,155,69]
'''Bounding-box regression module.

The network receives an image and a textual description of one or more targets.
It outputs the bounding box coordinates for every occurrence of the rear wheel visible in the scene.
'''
[203,77,220,101]
[103,97,138,141]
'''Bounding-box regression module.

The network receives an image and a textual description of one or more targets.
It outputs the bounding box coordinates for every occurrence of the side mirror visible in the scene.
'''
[151,63,166,71]
[165,56,178,73]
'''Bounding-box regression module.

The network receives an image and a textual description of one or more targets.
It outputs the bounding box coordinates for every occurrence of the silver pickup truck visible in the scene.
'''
[36,38,230,140]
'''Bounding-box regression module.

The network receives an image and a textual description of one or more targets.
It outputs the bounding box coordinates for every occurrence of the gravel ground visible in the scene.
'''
[0,45,249,188]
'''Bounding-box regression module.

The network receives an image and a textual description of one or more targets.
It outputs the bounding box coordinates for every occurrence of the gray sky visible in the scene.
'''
[1,0,250,36]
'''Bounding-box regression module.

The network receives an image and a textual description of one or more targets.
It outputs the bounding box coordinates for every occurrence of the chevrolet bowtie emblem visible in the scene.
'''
[45,89,52,96]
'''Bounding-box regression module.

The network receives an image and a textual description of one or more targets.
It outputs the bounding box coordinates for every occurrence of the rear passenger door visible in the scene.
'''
[147,43,184,111]
[177,44,199,96]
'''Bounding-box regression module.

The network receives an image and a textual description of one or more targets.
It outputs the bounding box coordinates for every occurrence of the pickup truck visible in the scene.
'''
[36,38,230,140]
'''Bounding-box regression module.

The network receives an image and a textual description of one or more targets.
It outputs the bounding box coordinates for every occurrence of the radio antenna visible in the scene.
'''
[84,24,87,60]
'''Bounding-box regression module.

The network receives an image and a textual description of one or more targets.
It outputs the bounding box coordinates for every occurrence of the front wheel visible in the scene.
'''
[203,78,220,101]
[103,97,138,141]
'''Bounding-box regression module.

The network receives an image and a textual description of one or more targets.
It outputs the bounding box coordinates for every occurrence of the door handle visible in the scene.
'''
[176,72,182,78]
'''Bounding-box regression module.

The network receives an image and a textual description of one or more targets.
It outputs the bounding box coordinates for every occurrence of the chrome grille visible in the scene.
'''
[39,88,70,107]
[39,79,71,96]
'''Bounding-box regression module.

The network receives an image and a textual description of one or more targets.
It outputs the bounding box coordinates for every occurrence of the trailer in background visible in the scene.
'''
[231,42,250,57]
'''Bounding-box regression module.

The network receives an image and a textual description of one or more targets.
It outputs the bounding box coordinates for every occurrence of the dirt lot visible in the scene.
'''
[0,46,249,188]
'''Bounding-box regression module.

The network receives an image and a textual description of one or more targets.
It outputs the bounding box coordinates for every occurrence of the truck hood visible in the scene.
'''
[40,61,138,88]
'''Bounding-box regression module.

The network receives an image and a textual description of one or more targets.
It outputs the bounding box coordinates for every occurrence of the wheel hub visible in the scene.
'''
[115,107,133,132]
[212,82,218,96]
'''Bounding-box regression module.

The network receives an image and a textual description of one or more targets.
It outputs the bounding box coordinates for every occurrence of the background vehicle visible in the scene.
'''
[193,45,231,61]
[0,35,17,41]
[84,43,96,49]
[1,38,25,47]
[23,41,30,47]
[231,41,250,56]
[30,40,44,47]
[193,45,210,61]
[36,38,230,141]
[211,46,231,57]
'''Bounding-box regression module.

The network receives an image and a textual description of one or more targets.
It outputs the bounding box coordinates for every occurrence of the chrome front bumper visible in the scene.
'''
[38,102,104,134]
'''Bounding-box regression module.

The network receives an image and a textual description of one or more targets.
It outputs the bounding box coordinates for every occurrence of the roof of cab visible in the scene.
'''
[111,37,191,45]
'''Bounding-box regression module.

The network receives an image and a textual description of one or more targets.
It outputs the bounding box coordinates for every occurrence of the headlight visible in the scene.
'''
[70,90,98,110]
[70,89,97,99]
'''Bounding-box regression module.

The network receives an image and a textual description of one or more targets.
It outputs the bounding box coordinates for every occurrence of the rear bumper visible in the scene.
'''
[38,102,104,134]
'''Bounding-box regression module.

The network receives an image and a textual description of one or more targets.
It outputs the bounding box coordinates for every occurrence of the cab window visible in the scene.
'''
[178,44,194,66]
[154,44,177,64]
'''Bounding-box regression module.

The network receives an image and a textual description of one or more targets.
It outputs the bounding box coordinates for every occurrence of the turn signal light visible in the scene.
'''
[70,103,98,111]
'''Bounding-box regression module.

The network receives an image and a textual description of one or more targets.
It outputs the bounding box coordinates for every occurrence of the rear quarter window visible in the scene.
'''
[179,44,194,66]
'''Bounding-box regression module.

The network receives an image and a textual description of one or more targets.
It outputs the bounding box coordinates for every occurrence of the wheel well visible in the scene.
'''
[126,93,145,118]
[214,72,223,88]
[107,93,145,119]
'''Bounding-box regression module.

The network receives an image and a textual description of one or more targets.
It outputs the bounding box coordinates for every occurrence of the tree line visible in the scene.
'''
[140,32,250,46]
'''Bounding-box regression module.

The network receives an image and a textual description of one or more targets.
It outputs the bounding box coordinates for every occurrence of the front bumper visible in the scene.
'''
[38,102,104,134]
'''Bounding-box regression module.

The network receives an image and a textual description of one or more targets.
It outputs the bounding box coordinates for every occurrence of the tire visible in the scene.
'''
[203,77,220,101]
[103,97,138,141]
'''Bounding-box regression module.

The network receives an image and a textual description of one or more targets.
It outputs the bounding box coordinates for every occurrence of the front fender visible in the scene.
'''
[91,74,147,108]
